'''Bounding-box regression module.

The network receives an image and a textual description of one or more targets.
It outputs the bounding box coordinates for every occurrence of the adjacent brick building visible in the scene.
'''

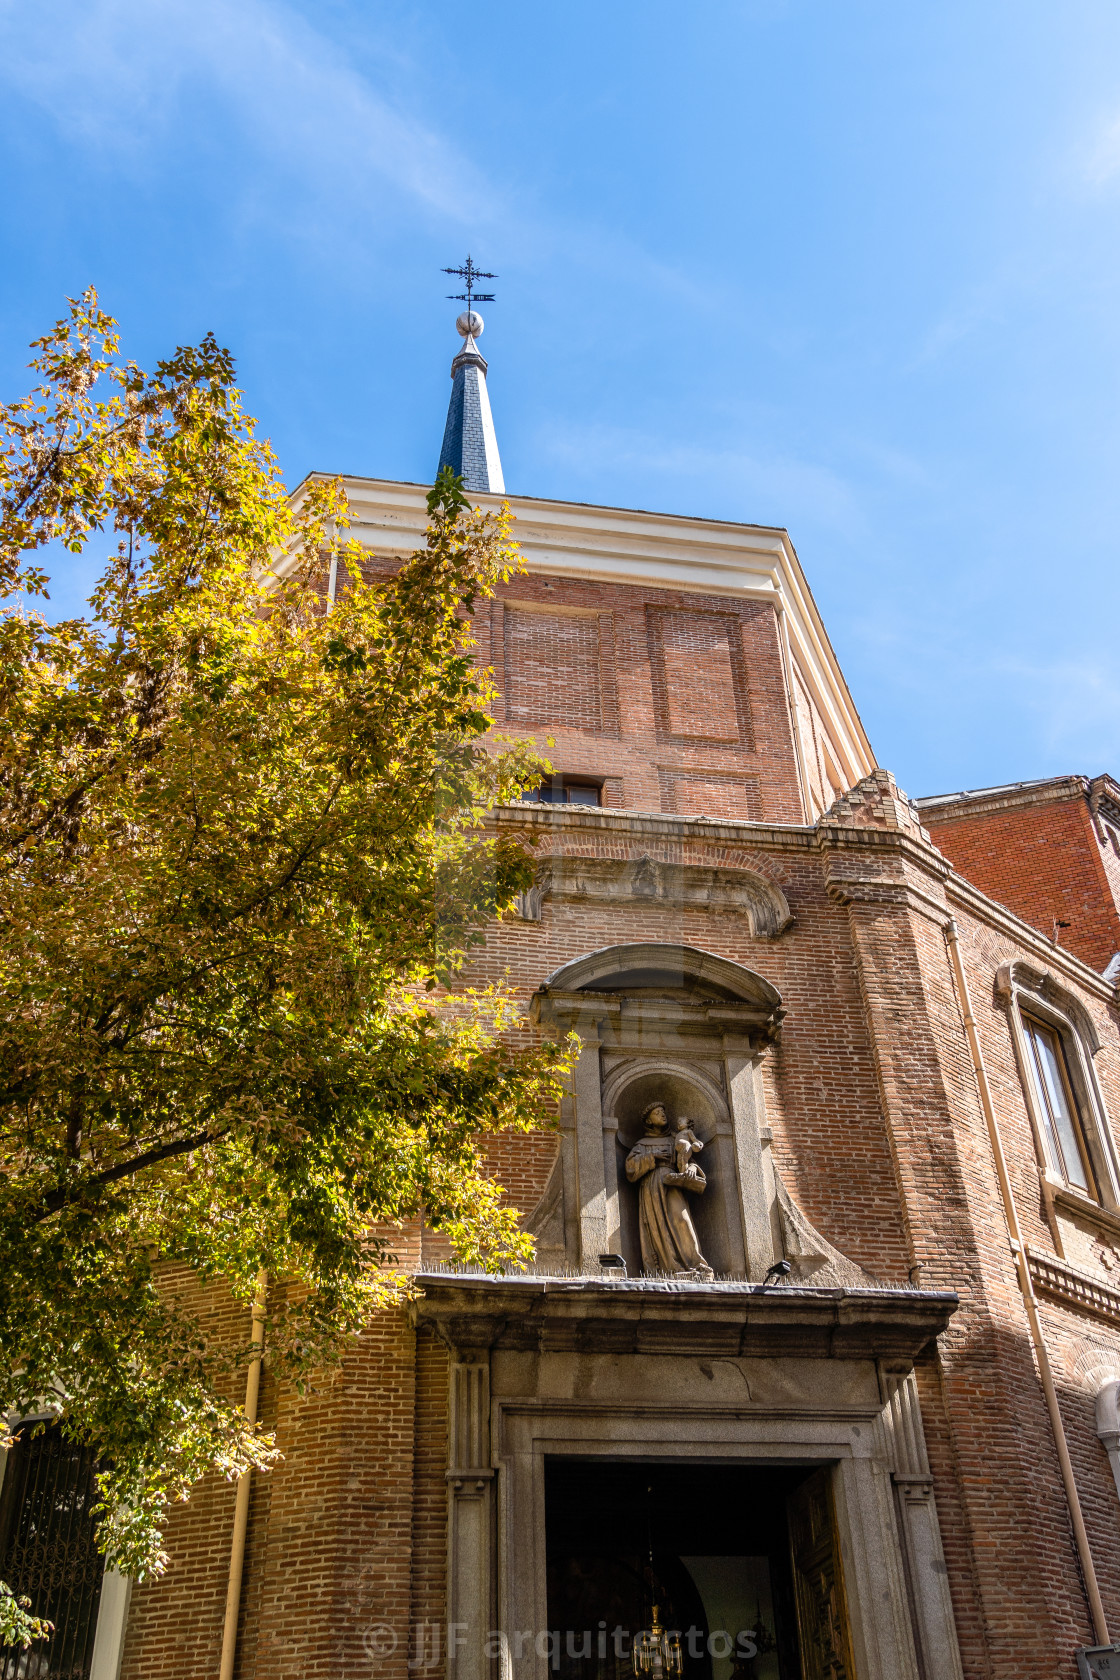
[9,313,1120,1680]
[917,775,1120,977]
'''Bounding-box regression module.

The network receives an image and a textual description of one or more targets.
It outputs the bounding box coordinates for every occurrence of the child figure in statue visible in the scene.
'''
[671,1114,704,1181]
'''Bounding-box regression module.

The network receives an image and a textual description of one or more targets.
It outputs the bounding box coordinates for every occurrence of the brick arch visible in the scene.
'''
[1059,1336,1120,1396]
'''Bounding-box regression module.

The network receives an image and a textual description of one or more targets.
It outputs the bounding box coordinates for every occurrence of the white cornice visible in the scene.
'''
[289,474,877,794]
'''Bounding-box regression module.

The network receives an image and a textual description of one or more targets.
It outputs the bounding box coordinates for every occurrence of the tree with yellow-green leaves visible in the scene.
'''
[0,292,567,1643]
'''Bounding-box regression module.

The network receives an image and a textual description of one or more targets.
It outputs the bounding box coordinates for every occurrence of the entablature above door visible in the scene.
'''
[410,1273,957,1364]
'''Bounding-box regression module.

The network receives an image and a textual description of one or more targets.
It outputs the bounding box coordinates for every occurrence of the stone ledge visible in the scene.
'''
[1027,1247,1120,1328]
[916,776,1088,823]
[410,1274,957,1363]
[493,802,816,850]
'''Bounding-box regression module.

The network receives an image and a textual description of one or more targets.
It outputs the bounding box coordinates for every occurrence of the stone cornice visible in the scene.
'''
[825,876,951,927]
[490,806,1120,1006]
[530,987,783,1046]
[409,1274,958,1362]
[815,822,953,881]
[494,802,952,885]
[535,853,793,937]
[917,776,1089,824]
[1026,1246,1120,1330]
[493,802,816,853]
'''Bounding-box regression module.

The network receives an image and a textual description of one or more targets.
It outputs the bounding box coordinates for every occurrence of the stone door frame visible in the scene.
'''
[417,1276,963,1680]
[491,1392,916,1680]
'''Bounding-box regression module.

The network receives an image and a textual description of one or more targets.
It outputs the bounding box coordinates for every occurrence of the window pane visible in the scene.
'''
[1026,1020,1091,1194]
[1025,1033,1065,1178]
[565,785,600,806]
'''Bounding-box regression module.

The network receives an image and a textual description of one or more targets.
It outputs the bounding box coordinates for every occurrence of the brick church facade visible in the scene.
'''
[9,313,1120,1680]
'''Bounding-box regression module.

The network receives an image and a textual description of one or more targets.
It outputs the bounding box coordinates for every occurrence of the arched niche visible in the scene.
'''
[602,1056,740,1276]
[529,943,785,1277]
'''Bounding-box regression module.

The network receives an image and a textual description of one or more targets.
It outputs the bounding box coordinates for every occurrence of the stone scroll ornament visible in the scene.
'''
[624,1102,714,1279]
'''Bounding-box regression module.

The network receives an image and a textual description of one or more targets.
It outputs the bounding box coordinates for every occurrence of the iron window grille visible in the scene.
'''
[0,1422,105,1680]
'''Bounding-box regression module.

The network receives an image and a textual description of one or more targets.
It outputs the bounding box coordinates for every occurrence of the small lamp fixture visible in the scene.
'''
[633,1607,683,1680]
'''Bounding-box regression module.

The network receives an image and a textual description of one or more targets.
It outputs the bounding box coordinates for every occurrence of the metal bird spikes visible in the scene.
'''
[442,254,496,311]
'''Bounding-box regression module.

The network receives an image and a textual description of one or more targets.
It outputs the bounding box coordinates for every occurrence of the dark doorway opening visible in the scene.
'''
[545,1459,812,1680]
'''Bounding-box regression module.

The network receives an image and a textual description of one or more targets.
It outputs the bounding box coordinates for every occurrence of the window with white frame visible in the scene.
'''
[1021,1014,1097,1196]
[999,959,1120,1210]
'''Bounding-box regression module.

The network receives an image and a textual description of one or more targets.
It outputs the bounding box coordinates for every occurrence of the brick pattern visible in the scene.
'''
[828,863,1091,1674]
[482,571,804,822]
[926,793,1120,973]
[117,1270,257,1679]
[792,666,843,816]
[646,607,751,746]
[502,606,605,732]
[1029,1247,1120,1325]
[657,767,762,821]
[409,1328,449,1680]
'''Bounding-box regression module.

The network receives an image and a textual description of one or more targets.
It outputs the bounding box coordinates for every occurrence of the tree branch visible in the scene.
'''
[33,1123,227,1223]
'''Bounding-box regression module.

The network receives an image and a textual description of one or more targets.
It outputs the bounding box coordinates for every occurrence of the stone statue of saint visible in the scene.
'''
[624,1102,714,1279]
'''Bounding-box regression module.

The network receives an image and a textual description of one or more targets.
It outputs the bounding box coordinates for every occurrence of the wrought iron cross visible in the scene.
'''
[442,254,496,311]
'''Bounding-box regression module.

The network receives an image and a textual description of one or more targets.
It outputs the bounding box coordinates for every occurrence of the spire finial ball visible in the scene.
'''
[456,310,484,340]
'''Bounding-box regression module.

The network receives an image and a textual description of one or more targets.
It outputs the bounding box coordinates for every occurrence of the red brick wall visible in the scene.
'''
[117,817,1120,1680]
[409,1328,449,1680]
[113,550,1120,1679]
[484,574,806,824]
[503,607,609,734]
[926,794,1120,973]
[827,861,1114,1674]
[117,1271,256,1679]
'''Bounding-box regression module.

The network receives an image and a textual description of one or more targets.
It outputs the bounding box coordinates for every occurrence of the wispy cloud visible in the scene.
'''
[1082,109,1120,189]
[995,655,1120,766]
[905,269,1018,369]
[0,0,495,224]
[0,0,742,316]
[538,419,867,537]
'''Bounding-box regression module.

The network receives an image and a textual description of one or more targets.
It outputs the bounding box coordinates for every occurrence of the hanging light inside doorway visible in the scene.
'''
[633,1607,683,1680]
[634,1484,683,1680]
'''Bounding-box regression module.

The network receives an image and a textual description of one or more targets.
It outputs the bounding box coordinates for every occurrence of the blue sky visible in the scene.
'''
[3,0,1120,799]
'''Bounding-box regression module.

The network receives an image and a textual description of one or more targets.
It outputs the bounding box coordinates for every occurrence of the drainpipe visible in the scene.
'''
[218,1271,268,1680]
[944,920,1109,1646]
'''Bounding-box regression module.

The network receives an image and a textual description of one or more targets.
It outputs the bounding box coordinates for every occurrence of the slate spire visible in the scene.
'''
[437,310,505,494]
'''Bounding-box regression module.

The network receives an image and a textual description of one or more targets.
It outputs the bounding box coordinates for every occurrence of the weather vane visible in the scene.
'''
[442,254,496,314]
